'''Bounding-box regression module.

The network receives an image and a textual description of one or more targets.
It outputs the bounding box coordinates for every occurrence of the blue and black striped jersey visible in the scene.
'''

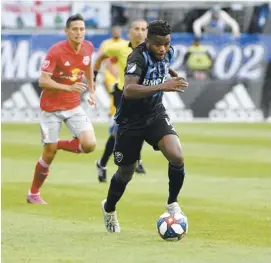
[115,42,174,128]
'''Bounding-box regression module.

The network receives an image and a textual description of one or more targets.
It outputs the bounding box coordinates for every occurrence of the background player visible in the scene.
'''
[95,26,126,182]
[27,14,96,204]
[94,19,148,183]
[98,25,126,97]
[100,20,189,232]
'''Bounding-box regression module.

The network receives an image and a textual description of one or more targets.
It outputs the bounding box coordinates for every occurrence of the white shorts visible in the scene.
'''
[40,106,93,144]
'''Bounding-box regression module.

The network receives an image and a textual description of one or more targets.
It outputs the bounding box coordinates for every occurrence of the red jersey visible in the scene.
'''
[40,40,94,112]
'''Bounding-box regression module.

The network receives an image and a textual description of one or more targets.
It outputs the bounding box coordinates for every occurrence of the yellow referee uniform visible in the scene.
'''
[103,40,133,91]
[99,38,127,116]
[103,41,134,117]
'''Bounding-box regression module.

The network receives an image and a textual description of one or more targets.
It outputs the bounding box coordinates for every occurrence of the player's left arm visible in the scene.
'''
[169,68,178,77]
[93,52,109,81]
[94,43,121,81]
[104,58,119,79]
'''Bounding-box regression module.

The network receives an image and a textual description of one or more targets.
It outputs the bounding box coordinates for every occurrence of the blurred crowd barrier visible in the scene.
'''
[1,1,111,29]
[1,32,270,123]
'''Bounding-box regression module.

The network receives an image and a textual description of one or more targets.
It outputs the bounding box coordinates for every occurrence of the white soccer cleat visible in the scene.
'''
[166,202,185,216]
[101,199,121,233]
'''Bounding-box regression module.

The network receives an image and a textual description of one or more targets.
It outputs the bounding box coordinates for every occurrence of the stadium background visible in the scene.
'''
[1,1,271,263]
[2,1,271,122]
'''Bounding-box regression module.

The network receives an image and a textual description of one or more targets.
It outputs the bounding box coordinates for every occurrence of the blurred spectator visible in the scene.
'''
[193,6,240,39]
[172,9,206,33]
[111,5,129,26]
[183,38,213,80]
[98,26,126,94]
[16,16,24,29]
[248,3,270,33]
[54,13,63,29]
[144,8,160,23]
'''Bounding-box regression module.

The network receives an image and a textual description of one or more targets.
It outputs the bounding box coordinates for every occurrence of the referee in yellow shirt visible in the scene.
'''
[94,19,148,182]
[98,26,127,117]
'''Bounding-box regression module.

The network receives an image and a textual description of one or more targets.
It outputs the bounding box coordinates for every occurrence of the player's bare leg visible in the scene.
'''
[57,129,96,154]
[58,109,96,154]
[158,134,185,215]
[77,129,96,153]
[27,143,58,204]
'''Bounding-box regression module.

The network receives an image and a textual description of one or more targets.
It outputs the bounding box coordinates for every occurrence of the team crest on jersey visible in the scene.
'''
[126,63,137,74]
[83,56,90,65]
[42,60,50,69]
[115,152,123,163]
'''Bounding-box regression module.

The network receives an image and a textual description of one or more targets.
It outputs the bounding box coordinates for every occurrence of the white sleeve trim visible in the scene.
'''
[41,71,53,75]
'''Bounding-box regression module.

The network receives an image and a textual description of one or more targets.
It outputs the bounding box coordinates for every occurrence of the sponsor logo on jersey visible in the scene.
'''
[42,60,50,69]
[142,77,166,86]
[83,56,90,66]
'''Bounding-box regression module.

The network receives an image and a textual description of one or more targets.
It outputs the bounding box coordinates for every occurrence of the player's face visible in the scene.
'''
[111,26,122,39]
[65,20,85,44]
[147,35,171,61]
[129,21,148,46]
[212,12,219,20]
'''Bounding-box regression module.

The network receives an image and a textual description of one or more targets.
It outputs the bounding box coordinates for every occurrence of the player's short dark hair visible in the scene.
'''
[66,14,84,28]
[147,20,171,38]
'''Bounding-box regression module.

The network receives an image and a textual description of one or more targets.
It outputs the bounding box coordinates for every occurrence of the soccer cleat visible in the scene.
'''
[26,193,47,204]
[166,202,185,216]
[135,160,146,174]
[96,160,107,183]
[101,199,121,233]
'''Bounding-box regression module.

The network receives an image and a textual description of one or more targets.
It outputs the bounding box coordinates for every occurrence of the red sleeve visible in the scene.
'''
[41,46,58,75]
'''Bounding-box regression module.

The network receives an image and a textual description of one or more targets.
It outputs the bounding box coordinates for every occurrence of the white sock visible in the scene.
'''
[39,158,49,168]
[28,190,40,196]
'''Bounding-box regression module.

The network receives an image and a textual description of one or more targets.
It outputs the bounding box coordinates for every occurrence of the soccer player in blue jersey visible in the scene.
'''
[100,20,189,232]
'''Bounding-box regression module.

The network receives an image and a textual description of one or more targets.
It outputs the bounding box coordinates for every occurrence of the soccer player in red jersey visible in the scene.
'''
[27,14,96,204]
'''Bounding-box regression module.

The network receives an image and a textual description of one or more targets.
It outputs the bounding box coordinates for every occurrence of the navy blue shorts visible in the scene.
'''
[113,115,178,165]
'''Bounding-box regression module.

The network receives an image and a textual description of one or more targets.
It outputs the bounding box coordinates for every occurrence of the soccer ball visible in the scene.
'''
[157,212,188,241]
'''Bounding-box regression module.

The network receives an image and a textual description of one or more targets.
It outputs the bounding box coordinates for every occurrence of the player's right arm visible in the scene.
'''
[104,58,119,79]
[93,53,109,75]
[94,43,121,81]
[39,73,86,93]
[39,47,86,93]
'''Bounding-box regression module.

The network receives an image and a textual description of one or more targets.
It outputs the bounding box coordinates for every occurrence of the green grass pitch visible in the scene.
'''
[1,122,271,263]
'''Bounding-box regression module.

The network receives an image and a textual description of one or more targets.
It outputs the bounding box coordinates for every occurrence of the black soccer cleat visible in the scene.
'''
[96,160,107,183]
[135,160,146,174]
